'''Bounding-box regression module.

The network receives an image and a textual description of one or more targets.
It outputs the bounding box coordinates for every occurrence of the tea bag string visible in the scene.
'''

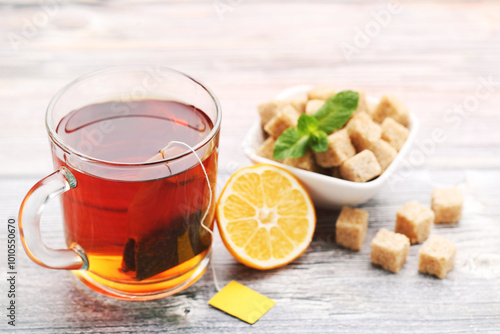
[158,140,221,292]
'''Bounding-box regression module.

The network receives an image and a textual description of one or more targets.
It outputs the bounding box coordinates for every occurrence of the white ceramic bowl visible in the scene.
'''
[242,85,419,209]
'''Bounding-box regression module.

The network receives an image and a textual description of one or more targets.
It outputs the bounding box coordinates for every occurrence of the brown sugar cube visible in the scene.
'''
[371,229,410,273]
[345,111,368,131]
[283,97,307,114]
[307,86,336,100]
[314,129,356,168]
[353,91,369,115]
[258,99,305,127]
[367,101,377,116]
[336,206,369,251]
[395,201,434,244]
[418,235,457,279]
[381,117,409,151]
[258,101,283,127]
[305,99,325,115]
[369,140,397,172]
[282,150,316,172]
[263,105,300,139]
[431,188,464,224]
[256,137,278,161]
[331,167,342,179]
[347,112,382,152]
[339,150,382,182]
[372,95,410,127]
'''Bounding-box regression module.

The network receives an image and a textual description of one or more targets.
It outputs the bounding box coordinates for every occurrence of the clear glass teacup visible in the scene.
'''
[18,66,221,300]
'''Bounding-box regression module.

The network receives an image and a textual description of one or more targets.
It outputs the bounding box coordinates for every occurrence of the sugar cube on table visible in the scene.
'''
[381,117,409,151]
[369,139,397,172]
[347,112,382,152]
[395,201,434,244]
[339,150,382,182]
[335,206,369,251]
[372,95,410,127]
[305,99,325,115]
[431,187,464,224]
[263,105,300,139]
[307,86,336,100]
[256,137,277,161]
[314,129,356,168]
[418,235,457,279]
[371,229,410,273]
[282,150,317,172]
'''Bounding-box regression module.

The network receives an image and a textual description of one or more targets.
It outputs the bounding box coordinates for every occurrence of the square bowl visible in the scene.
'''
[242,85,419,209]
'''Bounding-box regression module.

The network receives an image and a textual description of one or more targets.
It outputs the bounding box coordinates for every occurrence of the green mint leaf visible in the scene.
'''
[273,128,310,160]
[297,114,319,136]
[272,91,358,160]
[313,90,359,134]
[309,130,328,152]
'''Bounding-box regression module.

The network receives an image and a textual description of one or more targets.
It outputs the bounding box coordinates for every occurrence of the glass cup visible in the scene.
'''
[18,66,221,300]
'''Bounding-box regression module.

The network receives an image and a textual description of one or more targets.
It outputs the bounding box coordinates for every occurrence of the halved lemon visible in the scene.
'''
[216,164,316,270]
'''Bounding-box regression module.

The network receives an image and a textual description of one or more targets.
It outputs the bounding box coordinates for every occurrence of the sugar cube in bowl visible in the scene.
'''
[242,85,419,209]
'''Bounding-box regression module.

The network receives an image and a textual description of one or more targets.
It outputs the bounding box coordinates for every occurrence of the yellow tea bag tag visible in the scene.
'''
[208,281,276,324]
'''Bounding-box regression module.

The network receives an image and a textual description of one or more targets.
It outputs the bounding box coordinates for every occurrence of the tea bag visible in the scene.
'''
[121,211,204,280]
[121,141,214,281]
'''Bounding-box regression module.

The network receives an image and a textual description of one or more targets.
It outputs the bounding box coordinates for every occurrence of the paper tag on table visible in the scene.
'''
[208,281,276,324]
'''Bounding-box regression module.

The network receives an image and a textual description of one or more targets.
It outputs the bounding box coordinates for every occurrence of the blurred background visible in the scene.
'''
[1,0,499,179]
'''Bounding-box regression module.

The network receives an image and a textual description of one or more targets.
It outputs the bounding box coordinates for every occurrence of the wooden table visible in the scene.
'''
[1,1,499,333]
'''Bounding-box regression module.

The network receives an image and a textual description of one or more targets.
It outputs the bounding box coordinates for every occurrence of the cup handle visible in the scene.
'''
[19,166,89,270]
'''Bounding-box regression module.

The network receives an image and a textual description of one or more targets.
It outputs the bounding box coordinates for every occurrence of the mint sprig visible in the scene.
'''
[273,127,310,160]
[314,91,360,133]
[273,90,359,160]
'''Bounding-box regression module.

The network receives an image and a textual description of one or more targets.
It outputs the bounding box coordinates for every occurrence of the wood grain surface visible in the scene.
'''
[1,1,499,333]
